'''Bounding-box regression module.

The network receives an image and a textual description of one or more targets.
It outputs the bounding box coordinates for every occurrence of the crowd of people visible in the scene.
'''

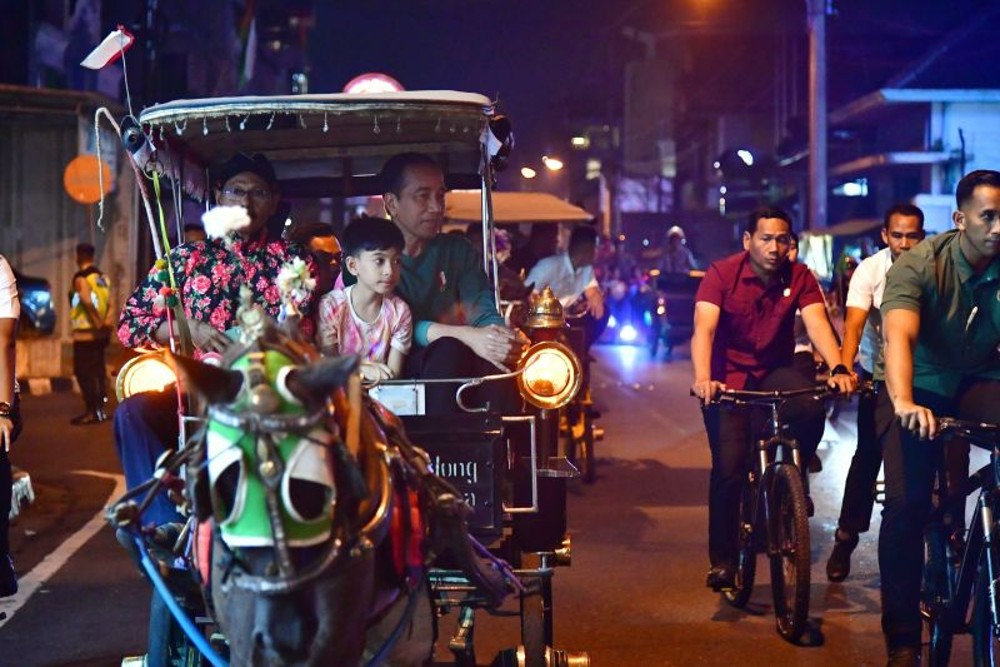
[3,145,996,667]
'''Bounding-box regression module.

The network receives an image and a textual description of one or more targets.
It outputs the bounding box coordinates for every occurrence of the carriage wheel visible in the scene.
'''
[520,587,547,667]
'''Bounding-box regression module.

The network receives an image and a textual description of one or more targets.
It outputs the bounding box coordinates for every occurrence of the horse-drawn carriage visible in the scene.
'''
[104,91,590,666]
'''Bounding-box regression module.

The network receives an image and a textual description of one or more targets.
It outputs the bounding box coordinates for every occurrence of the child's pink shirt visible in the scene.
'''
[316,285,412,362]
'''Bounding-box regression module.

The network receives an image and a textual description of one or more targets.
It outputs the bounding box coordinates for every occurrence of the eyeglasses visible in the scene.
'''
[221,186,272,201]
[314,250,343,269]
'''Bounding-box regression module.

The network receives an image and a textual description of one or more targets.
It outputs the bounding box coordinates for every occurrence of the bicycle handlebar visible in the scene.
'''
[690,384,837,406]
[937,416,1000,441]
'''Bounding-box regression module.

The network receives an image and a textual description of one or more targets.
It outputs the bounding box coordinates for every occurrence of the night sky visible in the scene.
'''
[307,0,1000,165]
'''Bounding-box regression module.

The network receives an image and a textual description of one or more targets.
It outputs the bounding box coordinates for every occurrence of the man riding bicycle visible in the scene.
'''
[691,206,855,592]
[879,169,1000,667]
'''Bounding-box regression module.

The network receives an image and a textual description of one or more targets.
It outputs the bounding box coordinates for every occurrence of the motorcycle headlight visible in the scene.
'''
[517,341,582,410]
[116,352,176,401]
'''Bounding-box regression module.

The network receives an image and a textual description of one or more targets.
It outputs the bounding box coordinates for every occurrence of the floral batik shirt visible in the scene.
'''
[118,235,317,349]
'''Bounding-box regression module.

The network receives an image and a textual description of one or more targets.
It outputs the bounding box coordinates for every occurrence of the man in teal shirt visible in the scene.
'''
[380,152,525,412]
[877,169,1000,667]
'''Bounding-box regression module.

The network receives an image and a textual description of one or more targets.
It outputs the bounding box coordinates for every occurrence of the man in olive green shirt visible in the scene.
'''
[877,169,1000,667]
[380,152,525,413]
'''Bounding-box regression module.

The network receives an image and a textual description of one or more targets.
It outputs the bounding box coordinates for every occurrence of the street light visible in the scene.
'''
[542,156,564,171]
[521,166,538,179]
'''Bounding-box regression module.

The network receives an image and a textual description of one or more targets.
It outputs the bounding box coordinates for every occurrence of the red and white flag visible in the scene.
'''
[80,26,135,70]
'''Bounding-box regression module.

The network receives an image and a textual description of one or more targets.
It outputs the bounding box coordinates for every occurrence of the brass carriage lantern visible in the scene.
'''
[524,286,565,329]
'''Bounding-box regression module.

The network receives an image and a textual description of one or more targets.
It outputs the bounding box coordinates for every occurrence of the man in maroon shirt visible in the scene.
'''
[691,207,855,591]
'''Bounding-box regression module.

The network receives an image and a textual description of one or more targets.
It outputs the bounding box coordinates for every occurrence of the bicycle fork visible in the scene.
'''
[980,493,1000,639]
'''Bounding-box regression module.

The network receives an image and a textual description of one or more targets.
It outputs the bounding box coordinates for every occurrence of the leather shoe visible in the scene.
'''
[826,529,860,582]
[706,566,736,592]
[886,645,920,667]
[0,554,17,597]
[70,412,106,426]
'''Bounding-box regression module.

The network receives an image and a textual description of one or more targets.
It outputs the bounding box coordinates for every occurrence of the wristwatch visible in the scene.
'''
[0,401,12,417]
[829,364,850,377]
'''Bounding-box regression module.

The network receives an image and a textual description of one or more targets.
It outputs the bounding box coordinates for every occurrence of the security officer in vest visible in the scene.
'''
[70,243,111,425]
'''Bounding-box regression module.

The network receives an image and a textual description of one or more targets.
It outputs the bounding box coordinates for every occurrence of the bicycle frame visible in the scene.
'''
[923,418,1000,664]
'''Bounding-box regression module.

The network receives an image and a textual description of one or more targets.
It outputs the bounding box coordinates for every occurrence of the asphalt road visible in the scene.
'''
[0,345,978,666]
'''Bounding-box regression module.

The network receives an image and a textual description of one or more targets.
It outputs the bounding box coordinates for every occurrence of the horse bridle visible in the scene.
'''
[208,399,395,596]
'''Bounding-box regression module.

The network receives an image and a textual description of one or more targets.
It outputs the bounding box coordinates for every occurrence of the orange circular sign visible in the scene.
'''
[63,155,112,204]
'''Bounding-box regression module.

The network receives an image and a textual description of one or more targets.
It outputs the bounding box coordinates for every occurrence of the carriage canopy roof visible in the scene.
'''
[137,91,495,199]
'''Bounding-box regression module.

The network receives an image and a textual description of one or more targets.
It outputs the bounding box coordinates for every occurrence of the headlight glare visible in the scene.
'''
[517,341,582,410]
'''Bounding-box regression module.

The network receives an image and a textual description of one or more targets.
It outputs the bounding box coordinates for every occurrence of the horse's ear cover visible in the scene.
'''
[283,354,362,403]
[168,352,244,404]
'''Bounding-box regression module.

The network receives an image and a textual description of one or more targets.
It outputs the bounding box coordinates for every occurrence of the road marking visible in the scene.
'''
[0,470,125,628]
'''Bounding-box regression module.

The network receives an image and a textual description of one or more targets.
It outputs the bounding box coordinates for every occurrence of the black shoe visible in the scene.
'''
[70,412,105,426]
[886,646,920,667]
[706,566,736,592]
[0,554,17,597]
[826,529,860,582]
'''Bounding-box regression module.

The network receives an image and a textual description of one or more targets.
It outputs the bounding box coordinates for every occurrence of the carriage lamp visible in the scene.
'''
[517,341,582,410]
[524,286,565,330]
[115,351,176,401]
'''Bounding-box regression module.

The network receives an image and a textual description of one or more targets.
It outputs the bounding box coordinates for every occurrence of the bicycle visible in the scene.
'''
[698,384,834,643]
[919,417,1000,666]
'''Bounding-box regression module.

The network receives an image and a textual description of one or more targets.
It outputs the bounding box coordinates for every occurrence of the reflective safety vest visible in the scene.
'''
[70,266,111,331]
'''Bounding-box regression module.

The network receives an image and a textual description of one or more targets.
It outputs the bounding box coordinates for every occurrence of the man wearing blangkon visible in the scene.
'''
[691,206,855,592]
[878,170,1000,667]
[380,152,525,413]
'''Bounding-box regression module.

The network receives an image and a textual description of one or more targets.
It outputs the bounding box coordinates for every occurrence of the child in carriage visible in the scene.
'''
[317,216,412,382]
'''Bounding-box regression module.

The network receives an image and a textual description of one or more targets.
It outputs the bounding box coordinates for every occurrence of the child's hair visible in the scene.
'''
[342,215,405,258]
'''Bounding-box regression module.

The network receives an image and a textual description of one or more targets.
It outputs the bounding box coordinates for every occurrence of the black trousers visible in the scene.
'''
[73,336,109,414]
[878,379,999,651]
[1,400,24,558]
[702,366,826,569]
[836,370,883,535]
[404,337,519,415]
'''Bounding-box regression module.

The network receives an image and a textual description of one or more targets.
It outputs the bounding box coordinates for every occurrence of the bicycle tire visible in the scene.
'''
[768,464,811,642]
[922,521,954,667]
[724,478,758,609]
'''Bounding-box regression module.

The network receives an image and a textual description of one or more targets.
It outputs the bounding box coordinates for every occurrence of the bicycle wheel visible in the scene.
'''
[768,464,811,642]
[724,479,757,609]
[922,522,954,667]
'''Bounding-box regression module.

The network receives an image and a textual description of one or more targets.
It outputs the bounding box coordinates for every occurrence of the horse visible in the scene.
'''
[163,297,511,666]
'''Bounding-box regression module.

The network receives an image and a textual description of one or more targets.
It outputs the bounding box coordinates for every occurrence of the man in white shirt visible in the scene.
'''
[526,225,607,347]
[825,203,925,582]
[0,255,21,597]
